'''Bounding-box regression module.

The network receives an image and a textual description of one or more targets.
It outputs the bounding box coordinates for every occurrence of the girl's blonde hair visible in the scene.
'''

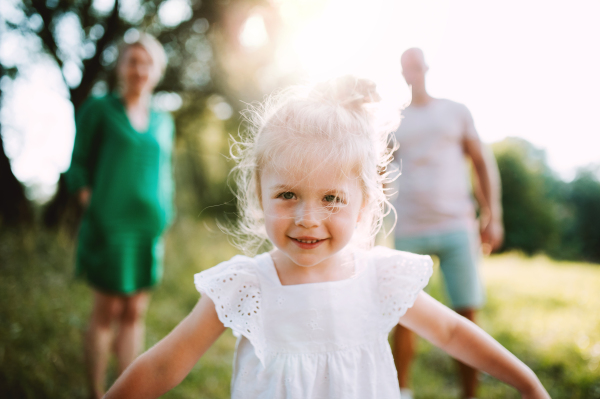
[229,75,400,254]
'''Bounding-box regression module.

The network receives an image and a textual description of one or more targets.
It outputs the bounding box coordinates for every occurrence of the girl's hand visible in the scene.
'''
[104,296,225,399]
[521,383,552,399]
[399,293,550,398]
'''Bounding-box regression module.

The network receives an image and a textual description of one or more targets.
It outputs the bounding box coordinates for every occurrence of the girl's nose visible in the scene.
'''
[294,202,321,228]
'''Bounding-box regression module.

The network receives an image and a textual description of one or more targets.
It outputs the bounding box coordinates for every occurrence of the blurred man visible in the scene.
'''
[391,48,504,399]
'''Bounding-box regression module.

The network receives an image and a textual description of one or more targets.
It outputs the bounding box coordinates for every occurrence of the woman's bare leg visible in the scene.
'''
[85,291,123,399]
[114,291,150,374]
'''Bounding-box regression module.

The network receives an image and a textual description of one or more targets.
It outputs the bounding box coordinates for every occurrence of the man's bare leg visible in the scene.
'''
[392,324,416,390]
[456,308,477,398]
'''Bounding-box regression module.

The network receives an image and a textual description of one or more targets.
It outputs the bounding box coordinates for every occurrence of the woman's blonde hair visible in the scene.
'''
[229,75,400,254]
[117,32,167,80]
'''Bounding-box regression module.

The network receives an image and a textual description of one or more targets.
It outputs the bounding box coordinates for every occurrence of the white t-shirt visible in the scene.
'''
[392,98,479,237]
[194,247,433,399]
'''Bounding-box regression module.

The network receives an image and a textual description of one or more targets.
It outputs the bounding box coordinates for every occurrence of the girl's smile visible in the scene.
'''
[289,235,327,249]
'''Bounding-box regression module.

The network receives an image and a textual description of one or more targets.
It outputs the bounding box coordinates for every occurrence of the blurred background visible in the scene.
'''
[1,0,599,398]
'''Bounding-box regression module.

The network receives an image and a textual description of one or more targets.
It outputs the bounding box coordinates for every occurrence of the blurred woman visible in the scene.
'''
[65,33,174,399]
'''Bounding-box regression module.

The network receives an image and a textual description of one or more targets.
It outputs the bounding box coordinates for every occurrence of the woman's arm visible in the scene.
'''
[78,188,92,208]
[399,292,550,399]
[464,138,492,226]
[104,295,226,399]
[65,97,103,194]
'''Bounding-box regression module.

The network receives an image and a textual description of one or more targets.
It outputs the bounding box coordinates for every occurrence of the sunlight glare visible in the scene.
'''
[286,0,451,108]
[280,0,600,178]
[158,0,192,28]
[291,0,385,81]
[240,13,269,49]
[2,66,75,202]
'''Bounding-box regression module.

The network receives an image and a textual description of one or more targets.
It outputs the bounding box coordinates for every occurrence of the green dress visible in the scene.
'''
[66,93,175,294]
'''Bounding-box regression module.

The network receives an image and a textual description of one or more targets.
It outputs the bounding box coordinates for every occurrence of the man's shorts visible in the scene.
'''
[395,229,485,309]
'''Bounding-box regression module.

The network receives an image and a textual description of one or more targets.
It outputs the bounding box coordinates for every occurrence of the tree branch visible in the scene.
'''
[70,0,121,110]
[29,0,68,86]
[79,0,97,36]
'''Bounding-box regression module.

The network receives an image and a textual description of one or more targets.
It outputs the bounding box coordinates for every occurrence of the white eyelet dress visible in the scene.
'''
[194,246,433,399]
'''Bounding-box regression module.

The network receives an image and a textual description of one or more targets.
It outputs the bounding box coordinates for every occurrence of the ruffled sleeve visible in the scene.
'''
[372,246,434,333]
[194,255,267,364]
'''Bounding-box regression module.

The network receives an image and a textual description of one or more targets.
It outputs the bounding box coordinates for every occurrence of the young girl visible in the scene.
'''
[104,76,550,399]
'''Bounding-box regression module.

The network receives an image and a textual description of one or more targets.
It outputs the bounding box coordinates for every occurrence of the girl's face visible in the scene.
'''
[117,45,158,96]
[260,162,365,270]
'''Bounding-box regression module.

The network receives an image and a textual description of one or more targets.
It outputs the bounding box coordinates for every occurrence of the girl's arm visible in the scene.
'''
[104,295,226,399]
[399,292,550,399]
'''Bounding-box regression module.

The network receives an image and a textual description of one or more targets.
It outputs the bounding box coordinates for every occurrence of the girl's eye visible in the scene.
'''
[324,194,341,203]
[279,192,295,200]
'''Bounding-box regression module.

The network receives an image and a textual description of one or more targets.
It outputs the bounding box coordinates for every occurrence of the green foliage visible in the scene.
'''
[0,219,240,398]
[0,230,89,398]
[492,138,600,262]
[172,105,239,217]
[3,0,227,108]
[565,168,600,262]
[411,253,600,398]
[492,138,562,255]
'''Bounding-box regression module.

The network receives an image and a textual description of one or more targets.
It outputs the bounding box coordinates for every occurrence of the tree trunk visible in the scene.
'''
[41,173,83,236]
[0,128,34,228]
[0,64,34,228]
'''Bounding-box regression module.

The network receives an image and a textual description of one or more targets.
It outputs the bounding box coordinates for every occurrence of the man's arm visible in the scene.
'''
[472,144,504,252]
[464,137,492,224]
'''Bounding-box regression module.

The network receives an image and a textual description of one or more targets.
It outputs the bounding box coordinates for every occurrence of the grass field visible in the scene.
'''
[1,218,600,398]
